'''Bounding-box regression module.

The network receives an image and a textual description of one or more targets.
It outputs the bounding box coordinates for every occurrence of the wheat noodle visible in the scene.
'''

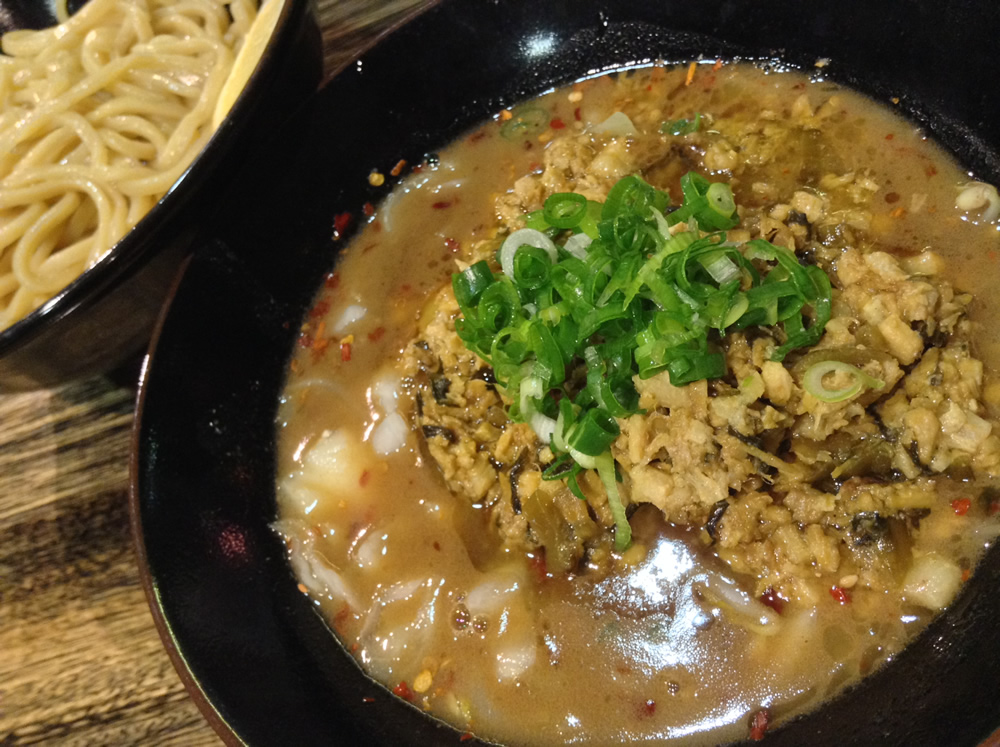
[0,0,256,329]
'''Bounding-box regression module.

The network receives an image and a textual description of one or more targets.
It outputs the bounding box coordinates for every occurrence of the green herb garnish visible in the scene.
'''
[802,360,884,403]
[451,173,831,550]
[660,113,702,135]
[500,106,549,140]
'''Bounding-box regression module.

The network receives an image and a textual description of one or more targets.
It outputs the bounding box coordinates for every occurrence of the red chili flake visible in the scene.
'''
[830,586,852,605]
[432,201,452,209]
[925,164,938,178]
[445,237,461,252]
[392,681,414,701]
[885,133,895,140]
[468,131,487,143]
[962,568,972,582]
[574,107,582,121]
[400,283,412,293]
[749,709,770,741]
[297,333,313,349]
[333,211,352,237]
[333,602,352,632]
[340,341,352,362]
[952,498,972,516]
[460,734,475,742]
[528,551,547,583]
[528,161,543,174]
[646,84,653,91]
[759,587,785,614]
[362,202,375,217]
[550,117,566,129]
[362,697,375,704]
[884,192,900,204]
[390,159,407,177]
[641,699,656,717]
[368,326,386,342]
[308,299,330,319]
[359,470,371,487]
[990,500,1000,516]
[324,271,340,289]
[311,336,329,358]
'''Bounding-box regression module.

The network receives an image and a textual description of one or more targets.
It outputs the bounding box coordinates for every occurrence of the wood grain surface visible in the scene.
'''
[0,1,430,744]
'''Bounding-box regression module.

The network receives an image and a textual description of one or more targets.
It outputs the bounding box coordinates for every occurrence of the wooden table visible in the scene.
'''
[0,1,430,743]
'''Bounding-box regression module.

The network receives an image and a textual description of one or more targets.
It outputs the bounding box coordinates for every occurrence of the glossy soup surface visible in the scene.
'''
[274,64,1000,745]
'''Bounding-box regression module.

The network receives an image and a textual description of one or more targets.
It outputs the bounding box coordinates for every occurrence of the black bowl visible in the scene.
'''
[0,0,322,390]
[132,1,1000,745]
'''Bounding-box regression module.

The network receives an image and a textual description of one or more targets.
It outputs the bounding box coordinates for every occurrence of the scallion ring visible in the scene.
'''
[512,245,553,290]
[566,407,620,457]
[500,228,557,278]
[543,192,588,229]
[563,232,593,259]
[706,181,736,219]
[452,260,494,309]
[500,106,548,140]
[802,360,885,403]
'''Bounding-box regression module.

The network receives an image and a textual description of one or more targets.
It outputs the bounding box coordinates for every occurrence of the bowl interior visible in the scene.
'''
[133,1,1000,745]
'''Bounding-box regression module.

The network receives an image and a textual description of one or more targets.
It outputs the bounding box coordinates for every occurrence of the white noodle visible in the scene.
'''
[0,0,255,329]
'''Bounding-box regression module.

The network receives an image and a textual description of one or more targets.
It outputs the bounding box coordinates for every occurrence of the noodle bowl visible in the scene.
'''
[0,0,255,330]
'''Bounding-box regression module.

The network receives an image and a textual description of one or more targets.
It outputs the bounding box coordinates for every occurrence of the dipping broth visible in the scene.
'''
[274,63,1000,744]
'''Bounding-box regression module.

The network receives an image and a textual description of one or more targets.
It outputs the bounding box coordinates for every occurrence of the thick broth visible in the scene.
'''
[275,64,1000,745]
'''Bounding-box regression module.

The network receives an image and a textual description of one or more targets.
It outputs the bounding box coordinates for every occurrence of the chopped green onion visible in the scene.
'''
[666,173,738,231]
[596,453,631,551]
[700,251,741,285]
[563,232,593,259]
[566,407,620,456]
[500,106,548,140]
[476,278,521,336]
[706,182,736,220]
[802,360,885,403]
[450,170,834,553]
[453,260,494,309]
[499,228,557,277]
[543,192,588,229]
[512,246,552,290]
[660,113,702,135]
